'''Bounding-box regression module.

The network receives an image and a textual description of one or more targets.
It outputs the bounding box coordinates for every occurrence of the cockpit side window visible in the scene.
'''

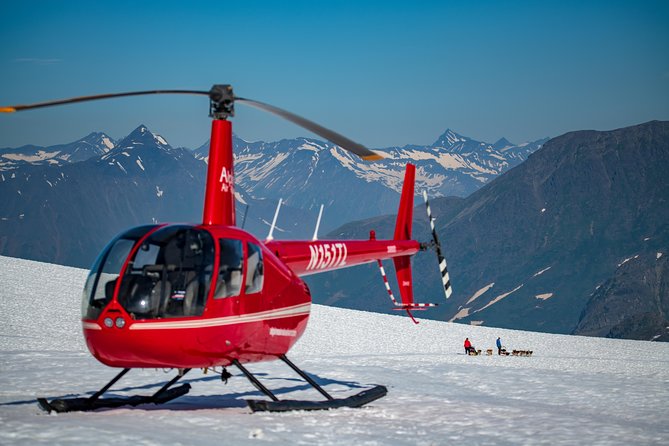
[245,242,264,294]
[214,239,244,299]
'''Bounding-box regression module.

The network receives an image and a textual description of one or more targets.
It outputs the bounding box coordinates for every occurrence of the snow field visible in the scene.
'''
[1,256,668,445]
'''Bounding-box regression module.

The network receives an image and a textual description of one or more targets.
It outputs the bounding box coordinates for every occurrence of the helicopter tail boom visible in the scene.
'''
[265,164,421,276]
[265,163,439,322]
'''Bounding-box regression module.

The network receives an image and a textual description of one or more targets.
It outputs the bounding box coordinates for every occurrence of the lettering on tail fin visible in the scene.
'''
[306,243,348,271]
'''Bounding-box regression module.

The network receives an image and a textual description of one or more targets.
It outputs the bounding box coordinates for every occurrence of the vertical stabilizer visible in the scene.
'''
[385,164,437,323]
[393,164,416,310]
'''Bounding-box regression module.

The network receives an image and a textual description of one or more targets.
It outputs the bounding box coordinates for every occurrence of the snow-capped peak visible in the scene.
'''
[492,137,514,151]
[115,125,173,151]
[99,125,178,176]
[432,129,469,148]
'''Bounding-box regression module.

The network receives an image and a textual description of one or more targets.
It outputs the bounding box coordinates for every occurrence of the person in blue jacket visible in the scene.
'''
[496,337,503,355]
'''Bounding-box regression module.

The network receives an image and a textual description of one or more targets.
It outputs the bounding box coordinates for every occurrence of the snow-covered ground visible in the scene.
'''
[1,255,668,445]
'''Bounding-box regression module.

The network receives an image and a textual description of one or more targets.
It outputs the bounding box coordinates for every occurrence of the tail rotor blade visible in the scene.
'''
[423,190,452,299]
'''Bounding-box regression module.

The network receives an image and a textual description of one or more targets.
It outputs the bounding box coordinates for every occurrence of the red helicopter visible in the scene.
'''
[1,85,452,413]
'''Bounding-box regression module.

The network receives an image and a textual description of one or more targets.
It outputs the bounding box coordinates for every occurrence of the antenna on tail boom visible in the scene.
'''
[311,204,324,241]
[266,198,283,241]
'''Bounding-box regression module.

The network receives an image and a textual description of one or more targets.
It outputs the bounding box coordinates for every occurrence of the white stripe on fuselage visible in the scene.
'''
[127,302,311,330]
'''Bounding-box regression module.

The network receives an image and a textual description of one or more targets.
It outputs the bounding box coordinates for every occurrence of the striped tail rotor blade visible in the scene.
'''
[423,190,453,299]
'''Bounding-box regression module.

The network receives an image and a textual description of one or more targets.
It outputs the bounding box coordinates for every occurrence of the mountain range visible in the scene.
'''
[1,120,666,341]
[0,124,542,266]
[0,132,115,170]
[194,131,546,231]
[0,126,205,266]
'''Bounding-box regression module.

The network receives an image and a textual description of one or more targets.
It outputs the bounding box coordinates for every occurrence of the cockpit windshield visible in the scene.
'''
[117,225,215,320]
[82,225,159,320]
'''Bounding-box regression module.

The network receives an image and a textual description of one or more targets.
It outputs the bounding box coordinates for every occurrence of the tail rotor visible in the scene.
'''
[422,191,453,299]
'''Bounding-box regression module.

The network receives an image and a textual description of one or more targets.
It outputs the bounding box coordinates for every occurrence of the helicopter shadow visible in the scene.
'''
[150,372,373,411]
[125,371,371,411]
[1,371,372,411]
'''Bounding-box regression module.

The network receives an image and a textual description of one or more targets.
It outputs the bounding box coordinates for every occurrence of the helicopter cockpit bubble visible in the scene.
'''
[82,225,161,320]
[117,225,215,320]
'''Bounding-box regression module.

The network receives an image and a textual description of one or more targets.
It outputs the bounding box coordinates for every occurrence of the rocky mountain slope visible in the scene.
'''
[305,121,669,341]
[574,249,668,341]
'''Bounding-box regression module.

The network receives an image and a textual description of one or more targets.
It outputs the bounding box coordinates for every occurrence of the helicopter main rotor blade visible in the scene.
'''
[235,97,383,161]
[1,86,383,161]
[0,90,209,113]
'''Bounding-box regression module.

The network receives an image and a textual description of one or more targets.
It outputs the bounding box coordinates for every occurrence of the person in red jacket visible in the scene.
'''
[464,338,474,354]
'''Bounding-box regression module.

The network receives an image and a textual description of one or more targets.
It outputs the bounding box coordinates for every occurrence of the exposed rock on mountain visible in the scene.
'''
[574,249,668,341]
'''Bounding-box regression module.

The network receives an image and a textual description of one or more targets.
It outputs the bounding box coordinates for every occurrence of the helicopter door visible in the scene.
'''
[117,225,215,319]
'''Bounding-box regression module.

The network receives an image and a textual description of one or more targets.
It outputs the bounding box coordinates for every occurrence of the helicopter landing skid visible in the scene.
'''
[234,355,387,412]
[37,368,192,413]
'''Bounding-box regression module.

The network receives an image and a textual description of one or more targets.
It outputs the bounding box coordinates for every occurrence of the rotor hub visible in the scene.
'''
[208,84,235,119]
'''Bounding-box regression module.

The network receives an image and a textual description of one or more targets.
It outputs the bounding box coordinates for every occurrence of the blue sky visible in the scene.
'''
[1,0,668,149]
